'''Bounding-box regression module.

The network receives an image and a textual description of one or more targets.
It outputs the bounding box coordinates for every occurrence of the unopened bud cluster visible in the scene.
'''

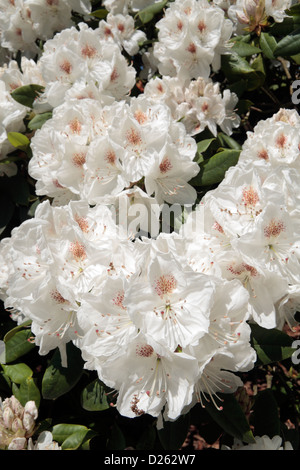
[0,396,37,450]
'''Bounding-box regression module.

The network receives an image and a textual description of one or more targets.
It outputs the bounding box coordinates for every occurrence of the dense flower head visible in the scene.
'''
[181,108,300,331]
[0,0,299,437]
[76,235,256,419]
[37,22,136,108]
[28,95,199,207]
[144,75,240,137]
[0,199,136,362]
[0,396,38,450]
[98,12,147,55]
[152,0,233,80]
[0,0,92,57]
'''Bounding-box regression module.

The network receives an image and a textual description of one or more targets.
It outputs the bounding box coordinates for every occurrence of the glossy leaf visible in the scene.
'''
[51,423,96,449]
[1,363,33,384]
[204,393,255,443]
[190,149,240,187]
[274,27,300,57]
[81,378,109,411]
[12,377,41,408]
[138,0,168,23]
[259,32,277,60]
[11,84,44,108]
[89,8,108,19]
[231,41,261,57]
[42,343,84,400]
[28,112,52,131]
[250,324,296,365]
[4,329,35,364]
[7,132,30,150]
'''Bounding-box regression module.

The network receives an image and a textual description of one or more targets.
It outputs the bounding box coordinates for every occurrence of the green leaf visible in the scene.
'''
[231,41,261,57]
[204,393,255,443]
[286,3,300,15]
[271,14,300,36]
[28,112,52,131]
[52,424,90,444]
[252,389,281,438]
[61,429,97,450]
[42,342,84,400]
[197,138,216,154]
[7,132,30,150]
[89,8,108,19]
[190,149,240,187]
[222,52,255,78]
[51,423,96,449]
[12,377,41,408]
[158,413,190,450]
[138,0,168,24]
[221,53,264,91]
[11,84,44,108]
[4,329,35,364]
[81,379,109,411]
[259,32,277,60]
[274,27,300,57]
[250,324,296,365]
[3,320,32,343]
[1,363,33,384]
[217,133,242,150]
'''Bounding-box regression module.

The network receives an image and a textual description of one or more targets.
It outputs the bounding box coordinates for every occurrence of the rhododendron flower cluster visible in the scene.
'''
[0,0,92,57]
[28,95,199,207]
[0,0,299,450]
[0,395,60,450]
[152,0,233,80]
[181,108,300,331]
[37,22,136,108]
[143,75,240,137]
[2,107,300,420]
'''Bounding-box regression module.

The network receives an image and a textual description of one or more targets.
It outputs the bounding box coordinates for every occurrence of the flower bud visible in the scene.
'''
[2,407,14,430]
[11,417,23,434]
[24,401,38,421]
[23,413,35,434]
[8,437,27,450]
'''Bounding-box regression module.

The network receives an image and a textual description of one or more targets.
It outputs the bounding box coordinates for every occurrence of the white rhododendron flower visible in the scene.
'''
[102,0,163,14]
[99,331,200,419]
[98,13,146,55]
[223,435,293,450]
[144,75,240,137]
[27,431,61,450]
[38,22,136,108]
[0,0,299,433]
[28,95,199,207]
[0,0,92,57]
[152,0,233,80]
[1,200,136,363]
[228,0,292,35]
